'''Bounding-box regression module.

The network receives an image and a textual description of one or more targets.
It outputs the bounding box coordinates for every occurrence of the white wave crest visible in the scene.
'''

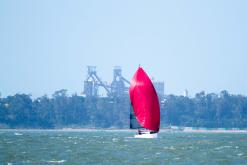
[46,160,66,163]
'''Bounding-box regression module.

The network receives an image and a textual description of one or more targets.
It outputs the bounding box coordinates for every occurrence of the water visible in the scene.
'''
[1,130,247,164]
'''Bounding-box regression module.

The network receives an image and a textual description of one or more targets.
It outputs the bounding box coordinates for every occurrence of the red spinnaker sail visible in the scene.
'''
[129,67,160,132]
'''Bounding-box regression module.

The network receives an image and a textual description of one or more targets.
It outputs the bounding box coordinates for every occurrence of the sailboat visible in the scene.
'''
[129,67,160,138]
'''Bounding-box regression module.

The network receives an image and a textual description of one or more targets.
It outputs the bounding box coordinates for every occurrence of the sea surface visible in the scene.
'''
[1,130,247,165]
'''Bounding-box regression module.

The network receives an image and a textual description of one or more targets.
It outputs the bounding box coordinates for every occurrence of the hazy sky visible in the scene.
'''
[0,0,247,98]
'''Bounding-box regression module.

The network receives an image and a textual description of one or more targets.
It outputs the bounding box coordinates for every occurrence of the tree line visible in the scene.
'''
[0,89,247,129]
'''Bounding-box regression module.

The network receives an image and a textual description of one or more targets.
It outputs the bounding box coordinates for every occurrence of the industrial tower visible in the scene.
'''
[111,66,130,97]
[83,66,164,98]
[83,66,111,97]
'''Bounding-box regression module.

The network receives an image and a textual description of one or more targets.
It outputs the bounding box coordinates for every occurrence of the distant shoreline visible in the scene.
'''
[1,128,247,133]
[178,129,247,133]
[0,128,135,132]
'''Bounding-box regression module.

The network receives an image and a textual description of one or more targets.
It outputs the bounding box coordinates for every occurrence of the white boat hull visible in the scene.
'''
[134,133,158,138]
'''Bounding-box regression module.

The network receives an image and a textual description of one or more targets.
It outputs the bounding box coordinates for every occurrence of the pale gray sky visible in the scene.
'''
[0,0,247,97]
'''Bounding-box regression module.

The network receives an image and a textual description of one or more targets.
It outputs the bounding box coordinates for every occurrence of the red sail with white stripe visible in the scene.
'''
[129,67,160,132]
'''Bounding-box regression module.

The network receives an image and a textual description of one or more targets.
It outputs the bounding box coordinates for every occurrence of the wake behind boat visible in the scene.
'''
[129,67,160,138]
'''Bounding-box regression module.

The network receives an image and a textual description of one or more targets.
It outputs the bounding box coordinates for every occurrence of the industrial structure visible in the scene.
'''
[111,66,130,97]
[83,66,164,98]
[83,66,111,97]
[153,81,165,98]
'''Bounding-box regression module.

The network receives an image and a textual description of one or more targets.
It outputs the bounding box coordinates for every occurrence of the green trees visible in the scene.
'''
[33,95,54,128]
[0,94,34,128]
[0,90,247,129]
[160,91,247,128]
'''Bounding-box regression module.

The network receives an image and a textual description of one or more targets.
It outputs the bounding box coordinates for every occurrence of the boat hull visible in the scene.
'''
[134,133,158,138]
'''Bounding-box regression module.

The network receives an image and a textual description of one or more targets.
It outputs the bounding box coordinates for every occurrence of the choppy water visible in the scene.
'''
[1,130,247,164]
